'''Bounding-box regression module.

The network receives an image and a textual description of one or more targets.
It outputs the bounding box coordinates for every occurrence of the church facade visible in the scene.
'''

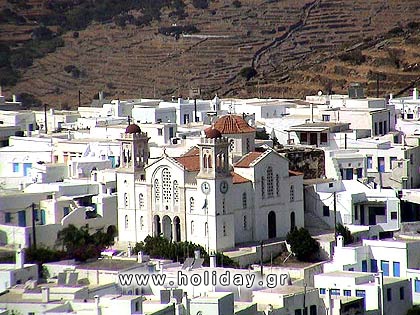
[116,115,304,251]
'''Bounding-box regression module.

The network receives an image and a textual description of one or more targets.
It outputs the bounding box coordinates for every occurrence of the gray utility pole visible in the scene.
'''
[31,203,37,249]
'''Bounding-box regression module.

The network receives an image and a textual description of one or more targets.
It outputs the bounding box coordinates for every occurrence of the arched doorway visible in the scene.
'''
[162,215,172,240]
[153,215,161,236]
[173,216,181,242]
[268,211,276,238]
[290,211,296,232]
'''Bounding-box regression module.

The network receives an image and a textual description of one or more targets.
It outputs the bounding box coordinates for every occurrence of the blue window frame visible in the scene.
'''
[371,259,378,273]
[381,260,390,276]
[63,207,70,218]
[344,290,351,296]
[330,289,340,296]
[362,260,367,272]
[393,262,400,277]
[415,280,420,293]
[13,163,19,173]
[319,288,326,294]
[367,157,373,169]
[356,290,366,297]
[378,157,385,173]
[23,163,32,176]
[5,212,11,223]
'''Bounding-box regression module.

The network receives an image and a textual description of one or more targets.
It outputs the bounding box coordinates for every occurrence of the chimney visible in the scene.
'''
[94,295,100,315]
[12,94,17,102]
[336,235,344,248]
[194,250,200,260]
[16,244,24,269]
[209,253,216,268]
[41,287,50,303]
[99,91,104,102]
[413,88,419,100]
[389,93,393,100]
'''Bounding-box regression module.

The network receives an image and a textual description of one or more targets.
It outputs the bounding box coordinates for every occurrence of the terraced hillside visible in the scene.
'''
[1,0,420,107]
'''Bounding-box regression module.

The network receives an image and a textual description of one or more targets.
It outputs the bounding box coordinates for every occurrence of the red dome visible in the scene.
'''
[213,115,255,134]
[204,127,222,139]
[125,124,141,134]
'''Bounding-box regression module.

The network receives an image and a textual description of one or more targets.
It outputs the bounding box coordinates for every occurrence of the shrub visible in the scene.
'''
[192,0,209,9]
[31,26,54,41]
[18,93,42,108]
[338,50,366,65]
[239,67,257,80]
[25,246,66,265]
[232,0,242,8]
[286,227,320,261]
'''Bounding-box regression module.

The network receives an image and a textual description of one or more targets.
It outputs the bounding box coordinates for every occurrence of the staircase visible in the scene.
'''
[304,211,334,236]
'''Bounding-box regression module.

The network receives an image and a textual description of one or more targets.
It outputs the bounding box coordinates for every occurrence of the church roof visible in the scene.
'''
[234,152,264,168]
[231,172,251,184]
[174,149,200,172]
[125,124,141,134]
[204,127,222,139]
[182,146,199,157]
[213,115,255,134]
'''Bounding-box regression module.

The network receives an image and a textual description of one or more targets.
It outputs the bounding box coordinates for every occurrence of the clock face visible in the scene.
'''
[201,181,211,195]
[220,180,229,194]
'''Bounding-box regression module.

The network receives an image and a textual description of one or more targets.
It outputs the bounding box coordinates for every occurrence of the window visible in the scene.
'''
[154,179,160,201]
[330,289,340,296]
[393,262,400,277]
[355,290,366,297]
[387,288,392,301]
[242,192,247,209]
[190,197,195,212]
[13,163,19,173]
[378,157,385,172]
[173,181,179,203]
[310,305,317,315]
[295,310,302,315]
[301,133,307,143]
[222,198,226,214]
[5,212,11,223]
[223,223,227,236]
[415,280,420,293]
[124,193,129,208]
[276,174,280,196]
[320,133,327,144]
[362,260,367,272]
[139,193,144,209]
[400,287,405,300]
[290,185,295,202]
[246,138,250,152]
[390,156,397,167]
[323,206,330,217]
[343,290,351,296]
[381,260,390,276]
[374,122,378,135]
[267,167,273,198]
[391,212,397,220]
[204,222,208,236]
[162,168,171,202]
[322,114,330,122]
[367,156,373,169]
[354,206,358,220]
[140,216,144,230]
[63,207,70,218]
[191,221,194,234]
[125,215,129,229]
[371,259,378,273]
[319,288,326,294]
[243,215,247,230]
[261,176,265,199]
[158,128,163,136]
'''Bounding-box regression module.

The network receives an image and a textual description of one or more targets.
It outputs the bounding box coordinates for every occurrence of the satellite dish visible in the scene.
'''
[318,90,323,96]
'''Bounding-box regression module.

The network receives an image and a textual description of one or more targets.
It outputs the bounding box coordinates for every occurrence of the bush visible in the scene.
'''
[18,93,42,108]
[158,25,200,36]
[239,67,257,80]
[192,0,209,9]
[31,26,54,41]
[338,50,366,65]
[336,223,354,245]
[232,0,242,8]
[286,227,320,261]
[25,246,66,265]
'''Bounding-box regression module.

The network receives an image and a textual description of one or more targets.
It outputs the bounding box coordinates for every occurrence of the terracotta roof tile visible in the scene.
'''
[182,146,199,157]
[174,155,200,172]
[289,170,304,176]
[231,172,251,184]
[213,115,255,134]
[234,152,263,168]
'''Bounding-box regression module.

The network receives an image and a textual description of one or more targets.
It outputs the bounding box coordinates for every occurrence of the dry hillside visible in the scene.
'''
[0,0,420,107]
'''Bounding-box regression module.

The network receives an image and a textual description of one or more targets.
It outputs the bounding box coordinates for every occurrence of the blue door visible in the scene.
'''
[362,260,367,272]
[381,260,390,276]
[393,262,400,277]
[18,210,26,227]
[108,156,115,167]
[371,259,378,272]
[23,163,32,176]
[40,210,46,225]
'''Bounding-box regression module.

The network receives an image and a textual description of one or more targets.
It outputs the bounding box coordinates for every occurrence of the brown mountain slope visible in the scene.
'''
[1,0,420,107]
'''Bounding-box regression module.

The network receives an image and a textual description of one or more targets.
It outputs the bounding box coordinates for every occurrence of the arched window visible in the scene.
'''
[154,179,160,201]
[190,197,195,212]
[242,192,247,209]
[191,221,195,235]
[207,155,212,168]
[267,166,273,198]
[173,181,179,203]
[276,174,280,196]
[139,193,144,209]
[125,215,129,229]
[261,176,265,199]
[203,154,208,169]
[140,216,144,230]
[162,168,171,202]
[290,185,295,202]
[243,215,247,230]
[124,193,129,208]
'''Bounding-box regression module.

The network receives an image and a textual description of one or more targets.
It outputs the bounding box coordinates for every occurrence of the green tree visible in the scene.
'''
[239,67,257,80]
[286,227,320,262]
[336,223,354,245]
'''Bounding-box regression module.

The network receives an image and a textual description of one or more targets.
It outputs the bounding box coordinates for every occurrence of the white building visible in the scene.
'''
[116,115,304,251]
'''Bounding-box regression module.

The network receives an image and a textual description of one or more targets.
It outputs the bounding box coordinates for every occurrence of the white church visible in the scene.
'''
[116,115,304,251]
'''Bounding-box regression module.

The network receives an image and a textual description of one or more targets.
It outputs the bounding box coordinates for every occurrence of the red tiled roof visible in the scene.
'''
[234,152,263,168]
[213,115,255,134]
[231,172,251,184]
[289,170,304,176]
[182,146,199,157]
[174,155,200,172]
